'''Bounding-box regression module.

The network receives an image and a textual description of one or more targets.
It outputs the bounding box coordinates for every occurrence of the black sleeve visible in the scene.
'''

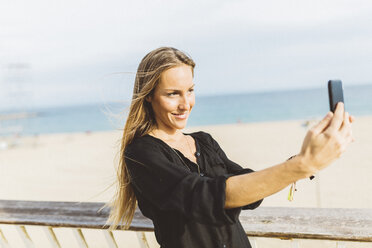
[202,132,263,210]
[125,138,241,226]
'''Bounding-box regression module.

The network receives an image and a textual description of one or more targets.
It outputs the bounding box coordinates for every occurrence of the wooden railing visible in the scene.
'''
[0,200,371,247]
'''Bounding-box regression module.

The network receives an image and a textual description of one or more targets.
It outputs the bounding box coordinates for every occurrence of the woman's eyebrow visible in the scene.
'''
[164,84,195,91]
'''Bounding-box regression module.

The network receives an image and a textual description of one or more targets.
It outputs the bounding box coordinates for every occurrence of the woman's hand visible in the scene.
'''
[298,102,354,177]
[225,102,355,208]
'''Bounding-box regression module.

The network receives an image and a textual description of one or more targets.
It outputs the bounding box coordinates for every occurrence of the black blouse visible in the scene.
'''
[125,131,263,248]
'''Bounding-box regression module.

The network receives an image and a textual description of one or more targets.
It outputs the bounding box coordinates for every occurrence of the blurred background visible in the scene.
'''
[1,1,372,247]
[1,0,372,135]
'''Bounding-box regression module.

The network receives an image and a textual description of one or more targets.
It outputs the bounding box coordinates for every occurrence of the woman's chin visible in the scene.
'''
[175,123,187,130]
[171,120,188,130]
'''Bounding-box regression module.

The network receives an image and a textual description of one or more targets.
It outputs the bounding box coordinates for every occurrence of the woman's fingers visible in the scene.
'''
[349,115,355,123]
[327,102,345,132]
[311,112,333,135]
[340,112,350,133]
[340,112,355,144]
[348,115,355,142]
[298,107,355,176]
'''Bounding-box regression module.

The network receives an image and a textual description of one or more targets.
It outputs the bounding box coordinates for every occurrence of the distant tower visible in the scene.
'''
[0,63,34,140]
[2,63,32,111]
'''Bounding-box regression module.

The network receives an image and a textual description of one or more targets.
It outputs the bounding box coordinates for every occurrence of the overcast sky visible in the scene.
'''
[1,0,372,109]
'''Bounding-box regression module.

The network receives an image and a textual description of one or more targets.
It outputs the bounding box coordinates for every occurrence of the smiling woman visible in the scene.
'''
[146,64,195,133]
[106,47,261,247]
[107,47,354,248]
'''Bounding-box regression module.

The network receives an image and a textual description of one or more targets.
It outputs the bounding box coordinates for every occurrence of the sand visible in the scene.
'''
[1,115,371,247]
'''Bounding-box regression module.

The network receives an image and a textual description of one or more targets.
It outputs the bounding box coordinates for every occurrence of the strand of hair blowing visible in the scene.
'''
[106,47,195,230]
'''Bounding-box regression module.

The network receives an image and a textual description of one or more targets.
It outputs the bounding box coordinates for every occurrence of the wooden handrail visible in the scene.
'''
[0,200,371,242]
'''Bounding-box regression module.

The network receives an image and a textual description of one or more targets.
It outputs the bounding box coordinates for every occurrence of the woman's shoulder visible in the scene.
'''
[125,135,177,167]
[126,131,219,154]
[126,134,165,154]
[188,131,219,149]
[188,131,212,140]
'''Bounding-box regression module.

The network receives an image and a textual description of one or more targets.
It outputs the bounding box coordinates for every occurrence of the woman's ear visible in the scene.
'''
[145,95,152,103]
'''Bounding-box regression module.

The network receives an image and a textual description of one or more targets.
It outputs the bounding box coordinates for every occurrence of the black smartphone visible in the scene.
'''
[328,80,344,112]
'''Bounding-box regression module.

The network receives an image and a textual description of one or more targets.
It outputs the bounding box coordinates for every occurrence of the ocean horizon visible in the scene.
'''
[1,84,371,136]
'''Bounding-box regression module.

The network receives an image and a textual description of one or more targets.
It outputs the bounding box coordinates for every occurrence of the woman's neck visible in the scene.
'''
[149,129,184,142]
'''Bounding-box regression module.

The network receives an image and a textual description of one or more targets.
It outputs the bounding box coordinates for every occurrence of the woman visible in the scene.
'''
[108,47,354,248]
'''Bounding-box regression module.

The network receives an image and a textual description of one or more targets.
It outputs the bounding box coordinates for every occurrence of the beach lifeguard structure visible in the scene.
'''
[0,63,37,149]
[0,112,39,149]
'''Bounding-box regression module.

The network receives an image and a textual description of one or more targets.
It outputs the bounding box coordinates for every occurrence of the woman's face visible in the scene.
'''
[147,64,195,133]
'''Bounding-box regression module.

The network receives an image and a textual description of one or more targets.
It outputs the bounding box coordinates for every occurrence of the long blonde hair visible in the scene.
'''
[107,47,195,229]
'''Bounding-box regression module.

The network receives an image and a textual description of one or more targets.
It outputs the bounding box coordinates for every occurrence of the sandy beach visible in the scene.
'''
[1,116,371,247]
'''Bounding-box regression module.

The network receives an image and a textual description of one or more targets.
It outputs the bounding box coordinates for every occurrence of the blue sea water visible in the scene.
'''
[1,84,371,136]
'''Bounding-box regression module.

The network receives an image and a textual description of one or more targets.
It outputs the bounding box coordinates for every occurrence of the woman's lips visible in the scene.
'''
[172,113,187,119]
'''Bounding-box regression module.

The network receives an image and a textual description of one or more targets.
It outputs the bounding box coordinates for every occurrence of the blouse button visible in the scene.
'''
[200,173,205,177]
[195,152,200,156]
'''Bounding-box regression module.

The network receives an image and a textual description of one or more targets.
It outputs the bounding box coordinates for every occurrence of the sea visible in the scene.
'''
[1,84,371,136]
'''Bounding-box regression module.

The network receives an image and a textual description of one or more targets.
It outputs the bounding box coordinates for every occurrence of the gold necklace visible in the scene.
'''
[184,135,201,175]
[149,131,201,175]
[169,135,200,175]
[184,135,193,159]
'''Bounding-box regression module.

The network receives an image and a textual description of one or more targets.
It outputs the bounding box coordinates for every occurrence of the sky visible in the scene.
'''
[1,0,372,110]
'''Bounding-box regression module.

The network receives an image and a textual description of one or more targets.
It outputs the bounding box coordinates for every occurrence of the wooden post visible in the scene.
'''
[102,230,118,248]
[42,227,61,248]
[291,239,300,248]
[136,232,150,248]
[0,228,10,248]
[72,228,88,248]
[336,241,347,248]
[249,237,258,248]
[15,226,35,248]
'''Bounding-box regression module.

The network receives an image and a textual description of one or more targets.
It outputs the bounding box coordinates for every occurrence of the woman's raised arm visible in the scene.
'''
[225,102,354,209]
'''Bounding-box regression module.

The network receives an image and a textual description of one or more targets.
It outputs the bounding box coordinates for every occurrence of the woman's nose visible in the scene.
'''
[178,95,190,110]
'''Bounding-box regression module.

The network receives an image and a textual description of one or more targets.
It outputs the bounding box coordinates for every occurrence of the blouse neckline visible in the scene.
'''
[144,132,201,166]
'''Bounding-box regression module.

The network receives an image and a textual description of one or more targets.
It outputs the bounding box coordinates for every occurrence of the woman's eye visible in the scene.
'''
[167,89,193,96]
